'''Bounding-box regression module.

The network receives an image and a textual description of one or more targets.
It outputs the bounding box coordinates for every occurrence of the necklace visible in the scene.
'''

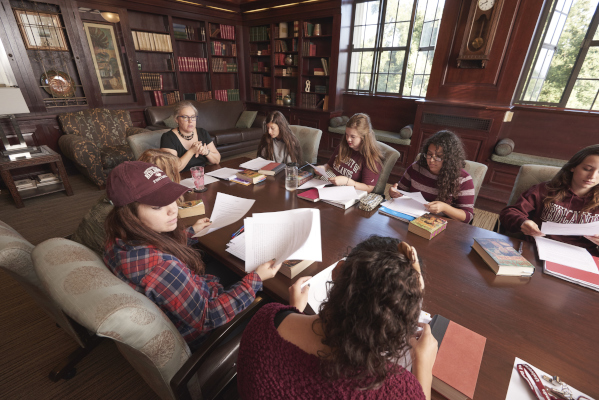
[177,127,194,141]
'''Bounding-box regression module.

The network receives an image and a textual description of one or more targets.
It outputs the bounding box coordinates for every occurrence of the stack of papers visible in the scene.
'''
[205,167,241,181]
[239,157,272,171]
[541,220,599,236]
[533,237,598,274]
[380,196,428,218]
[298,178,330,190]
[192,193,255,237]
[317,186,357,201]
[243,209,322,272]
[226,232,246,260]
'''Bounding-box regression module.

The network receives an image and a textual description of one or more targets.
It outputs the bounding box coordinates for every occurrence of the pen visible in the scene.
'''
[298,162,310,170]
[518,242,523,254]
[231,225,244,238]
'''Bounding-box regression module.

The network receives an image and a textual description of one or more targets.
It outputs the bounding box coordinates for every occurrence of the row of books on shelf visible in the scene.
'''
[249,44,271,56]
[212,59,238,72]
[303,22,318,37]
[252,90,270,103]
[302,93,328,110]
[302,41,317,57]
[252,62,269,72]
[313,84,327,93]
[250,26,270,42]
[172,23,206,41]
[210,24,235,40]
[178,57,208,72]
[141,73,163,91]
[275,54,298,66]
[251,74,271,88]
[183,91,212,102]
[151,90,181,106]
[319,58,329,75]
[274,39,297,52]
[15,173,61,191]
[211,42,237,56]
[214,89,240,102]
[132,31,173,52]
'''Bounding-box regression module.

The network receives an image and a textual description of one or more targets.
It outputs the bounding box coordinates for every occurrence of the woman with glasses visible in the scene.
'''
[389,130,475,223]
[160,101,221,171]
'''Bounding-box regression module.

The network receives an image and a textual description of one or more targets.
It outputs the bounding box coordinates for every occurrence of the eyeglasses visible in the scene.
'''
[177,115,197,121]
[425,154,443,162]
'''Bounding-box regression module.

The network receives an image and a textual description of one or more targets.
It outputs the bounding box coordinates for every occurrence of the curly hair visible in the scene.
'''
[256,111,302,163]
[418,130,466,202]
[544,144,599,211]
[317,236,424,390]
[335,113,382,173]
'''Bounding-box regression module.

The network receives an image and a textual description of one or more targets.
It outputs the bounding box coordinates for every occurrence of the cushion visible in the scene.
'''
[329,116,345,128]
[164,115,178,129]
[491,152,567,167]
[100,144,135,170]
[494,138,515,156]
[0,220,37,286]
[399,124,413,139]
[236,111,258,129]
[70,195,114,255]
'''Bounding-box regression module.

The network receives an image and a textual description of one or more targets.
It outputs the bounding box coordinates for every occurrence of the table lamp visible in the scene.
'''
[0,87,35,161]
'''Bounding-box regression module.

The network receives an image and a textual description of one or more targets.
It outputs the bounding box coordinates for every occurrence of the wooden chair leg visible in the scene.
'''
[48,336,102,381]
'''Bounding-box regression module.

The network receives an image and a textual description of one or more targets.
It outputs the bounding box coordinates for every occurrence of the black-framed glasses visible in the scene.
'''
[425,154,443,162]
[177,115,197,121]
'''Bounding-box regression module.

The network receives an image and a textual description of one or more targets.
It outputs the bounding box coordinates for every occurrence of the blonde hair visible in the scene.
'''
[138,149,183,205]
[335,113,382,173]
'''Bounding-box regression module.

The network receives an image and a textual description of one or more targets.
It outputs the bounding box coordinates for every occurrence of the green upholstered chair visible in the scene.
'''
[463,159,488,206]
[373,141,400,195]
[507,164,561,206]
[126,128,171,160]
[58,108,147,187]
[289,125,323,164]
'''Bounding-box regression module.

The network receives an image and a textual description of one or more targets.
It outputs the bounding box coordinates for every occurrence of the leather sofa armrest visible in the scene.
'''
[58,135,105,187]
[252,114,265,129]
[125,126,148,137]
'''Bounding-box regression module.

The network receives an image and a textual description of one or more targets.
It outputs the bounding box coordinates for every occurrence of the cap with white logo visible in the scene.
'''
[106,161,189,207]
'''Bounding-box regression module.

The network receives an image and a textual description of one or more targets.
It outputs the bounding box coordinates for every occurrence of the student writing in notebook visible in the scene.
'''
[102,161,281,351]
[316,113,383,193]
[237,236,437,400]
[389,130,475,223]
[256,111,302,164]
[500,144,599,256]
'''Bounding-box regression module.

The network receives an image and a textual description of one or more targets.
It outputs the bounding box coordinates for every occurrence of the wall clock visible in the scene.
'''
[456,0,505,68]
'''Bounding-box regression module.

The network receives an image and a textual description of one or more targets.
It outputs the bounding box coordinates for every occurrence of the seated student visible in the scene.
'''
[256,111,302,164]
[103,161,281,350]
[319,113,383,193]
[160,101,221,172]
[500,144,599,256]
[390,130,475,223]
[237,236,438,400]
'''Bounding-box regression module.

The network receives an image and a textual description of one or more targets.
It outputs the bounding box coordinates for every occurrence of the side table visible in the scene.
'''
[0,145,74,208]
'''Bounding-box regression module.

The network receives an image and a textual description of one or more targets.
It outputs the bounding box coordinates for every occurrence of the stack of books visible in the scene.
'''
[232,170,266,186]
[132,31,172,52]
[178,199,205,218]
[15,178,37,191]
[140,73,162,90]
[36,173,60,187]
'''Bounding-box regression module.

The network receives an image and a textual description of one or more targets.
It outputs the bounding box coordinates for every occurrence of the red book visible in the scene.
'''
[544,257,599,292]
[258,162,284,176]
[297,188,320,202]
[430,315,486,400]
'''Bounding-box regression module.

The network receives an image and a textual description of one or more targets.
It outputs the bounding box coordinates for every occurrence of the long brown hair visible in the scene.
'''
[256,111,302,163]
[104,203,204,274]
[335,113,382,173]
[318,236,423,390]
[544,144,599,211]
[418,130,466,202]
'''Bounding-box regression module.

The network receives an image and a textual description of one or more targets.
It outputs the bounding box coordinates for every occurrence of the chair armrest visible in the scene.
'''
[58,135,105,187]
[125,126,148,137]
[252,114,265,129]
[170,296,266,400]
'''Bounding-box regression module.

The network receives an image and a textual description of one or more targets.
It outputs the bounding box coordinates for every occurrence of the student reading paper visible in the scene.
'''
[102,161,281,351]
[256,111,302,164]
[237,236,437,400]
[500,144,599,256]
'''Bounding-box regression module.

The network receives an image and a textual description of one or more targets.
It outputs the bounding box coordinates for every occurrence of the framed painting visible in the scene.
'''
[14,9,68,51]
[83,22,128,94]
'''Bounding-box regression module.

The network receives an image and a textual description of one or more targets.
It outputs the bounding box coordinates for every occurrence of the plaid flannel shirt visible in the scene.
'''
[103,227,262,348]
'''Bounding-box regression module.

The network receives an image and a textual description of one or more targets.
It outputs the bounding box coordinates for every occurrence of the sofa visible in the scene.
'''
[144,100,265,159]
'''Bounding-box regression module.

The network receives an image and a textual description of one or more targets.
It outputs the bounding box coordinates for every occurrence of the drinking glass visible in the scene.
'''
[285,164,298,191]
[190,166,207,192]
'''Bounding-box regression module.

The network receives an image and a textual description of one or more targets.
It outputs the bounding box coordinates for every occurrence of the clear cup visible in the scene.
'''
[190,166,207,192]
[285,163,298,191]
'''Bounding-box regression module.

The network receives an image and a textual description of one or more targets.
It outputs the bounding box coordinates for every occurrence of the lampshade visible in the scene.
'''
[0,87,30,115]
[101,12,120,23]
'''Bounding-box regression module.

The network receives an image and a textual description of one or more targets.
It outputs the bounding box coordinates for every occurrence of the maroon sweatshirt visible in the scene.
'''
[500,182,599,256]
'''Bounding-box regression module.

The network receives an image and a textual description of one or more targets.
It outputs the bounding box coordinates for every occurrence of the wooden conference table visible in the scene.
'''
[183,158,598,400]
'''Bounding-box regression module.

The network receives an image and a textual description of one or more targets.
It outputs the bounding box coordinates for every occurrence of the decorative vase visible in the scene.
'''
[284,54,293,66]
[283,95,292,106]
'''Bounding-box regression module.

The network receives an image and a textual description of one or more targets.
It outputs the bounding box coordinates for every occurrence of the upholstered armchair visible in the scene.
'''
[289,125,323,164]
[58,108,147,187]
[373,141,400,195]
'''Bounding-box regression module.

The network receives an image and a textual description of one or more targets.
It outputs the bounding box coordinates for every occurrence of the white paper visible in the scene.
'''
[534,237,598,274]
[380,198,428,217]
[317,186,358,201]
[298,178,330,190]
[179,176,219,189]
[239,157,272,170]
[505,357,594,400]
[225,232,246,260]
[304,260,337,313]
[205,167,241,180]
[541,220,599,236]
[309,163,336,179]
[396,190,429,204]
[244,209,322,272]
[193,193,255,237]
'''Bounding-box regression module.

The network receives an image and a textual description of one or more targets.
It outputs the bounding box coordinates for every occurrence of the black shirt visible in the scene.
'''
[160,128,213,171]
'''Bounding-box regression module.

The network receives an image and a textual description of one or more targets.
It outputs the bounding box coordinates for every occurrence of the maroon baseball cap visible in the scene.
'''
[106,161,189,207]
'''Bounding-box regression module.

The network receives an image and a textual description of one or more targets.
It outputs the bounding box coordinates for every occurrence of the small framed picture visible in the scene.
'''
[14,9,68,51]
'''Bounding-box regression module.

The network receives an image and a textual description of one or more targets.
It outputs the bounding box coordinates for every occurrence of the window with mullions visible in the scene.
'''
[516,0,599,110]
[347,0,445,97]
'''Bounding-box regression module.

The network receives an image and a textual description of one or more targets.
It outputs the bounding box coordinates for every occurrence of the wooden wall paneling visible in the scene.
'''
[479,160,519,203]
[341,94,418,131]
